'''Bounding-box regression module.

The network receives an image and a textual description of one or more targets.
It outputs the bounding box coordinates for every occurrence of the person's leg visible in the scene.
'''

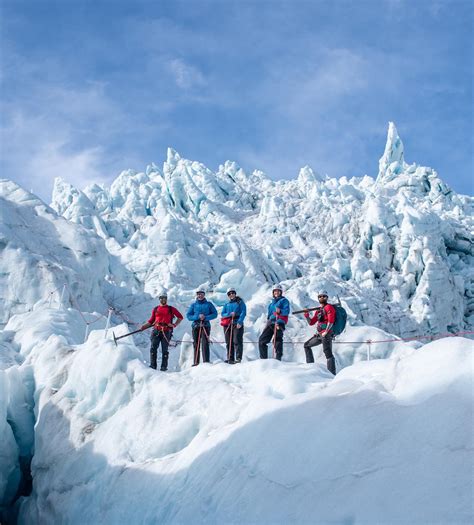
[224,326,231,362]
[303,334,322,363]
[202,326,211,363]
[274,324,285,361]
[149,329,160,369]
[234,325,244,362]
[192,325,201,365]
[160,330,172,371]
[258,325,274,359]
[228,325,236,362]
[322,334,336,375]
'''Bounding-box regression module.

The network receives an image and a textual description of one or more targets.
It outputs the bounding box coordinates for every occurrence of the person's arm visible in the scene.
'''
[304,307,318,326]
[206,302,218,321]
[279,298,290,317]
[237,301,246,326]
[322,305,336,335]
[186,303,197,321]
[221,304,230,318]
[172,307,183,327]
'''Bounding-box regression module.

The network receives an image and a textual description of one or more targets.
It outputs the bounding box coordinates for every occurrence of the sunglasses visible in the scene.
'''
[318,295,328,298]
[227,291,236,295]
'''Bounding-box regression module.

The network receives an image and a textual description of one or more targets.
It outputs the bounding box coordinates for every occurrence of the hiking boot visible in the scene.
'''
[225,359,235,364]
[160,367,168,371]
[327,357,336,375]
[235,358,242,363]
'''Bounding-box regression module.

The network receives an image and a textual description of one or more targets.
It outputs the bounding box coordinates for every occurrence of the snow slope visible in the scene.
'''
[1,307,472,524]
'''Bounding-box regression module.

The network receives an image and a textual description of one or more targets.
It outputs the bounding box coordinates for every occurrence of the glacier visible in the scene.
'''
[0,122,473,523]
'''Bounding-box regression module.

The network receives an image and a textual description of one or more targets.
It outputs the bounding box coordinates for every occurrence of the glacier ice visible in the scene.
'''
[0,122,473,523]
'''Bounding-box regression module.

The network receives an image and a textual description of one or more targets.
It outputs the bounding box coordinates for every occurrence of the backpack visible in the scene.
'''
[331,303,347,336]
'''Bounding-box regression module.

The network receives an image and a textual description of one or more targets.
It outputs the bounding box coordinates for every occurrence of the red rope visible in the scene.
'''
[170,330,474,346]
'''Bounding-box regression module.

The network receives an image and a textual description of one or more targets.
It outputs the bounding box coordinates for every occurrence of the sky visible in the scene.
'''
[1,0,472,201]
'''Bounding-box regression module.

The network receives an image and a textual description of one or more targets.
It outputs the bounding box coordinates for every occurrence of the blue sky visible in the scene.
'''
[1,0,472,200]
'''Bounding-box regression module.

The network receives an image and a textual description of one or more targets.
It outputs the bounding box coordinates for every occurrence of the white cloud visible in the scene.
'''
[168,58,206,89]
[30,141,106,192]
[0,110,109,201]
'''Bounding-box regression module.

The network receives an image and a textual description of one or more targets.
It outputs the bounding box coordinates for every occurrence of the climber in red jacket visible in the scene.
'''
[141,292,183,371]
[303,290,337,375]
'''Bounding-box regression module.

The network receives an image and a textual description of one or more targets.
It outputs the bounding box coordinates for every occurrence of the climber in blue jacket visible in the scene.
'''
[220,287,247,363]
[186,289,218,365]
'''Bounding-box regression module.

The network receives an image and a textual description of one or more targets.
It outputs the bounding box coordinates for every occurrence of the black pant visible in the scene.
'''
[150,329,173,370]
[192,324,211,365]
[259,323,285,360]
[304,333,336,375]
[224,324,244,361]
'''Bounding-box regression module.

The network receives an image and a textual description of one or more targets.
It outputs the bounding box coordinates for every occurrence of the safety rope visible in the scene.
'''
[169,330,474,346]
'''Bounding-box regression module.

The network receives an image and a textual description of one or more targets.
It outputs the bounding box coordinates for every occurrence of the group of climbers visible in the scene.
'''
[140,285,339,375]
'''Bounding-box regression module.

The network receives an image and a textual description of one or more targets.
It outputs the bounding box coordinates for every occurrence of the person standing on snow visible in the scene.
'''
[140,292,183,371]
[186,289,218,366]
[258,284,290,361]
[303,290,337,375]
[221,287,247,364]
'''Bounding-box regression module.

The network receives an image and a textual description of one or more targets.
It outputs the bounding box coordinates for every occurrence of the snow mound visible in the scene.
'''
[2,308,471,524]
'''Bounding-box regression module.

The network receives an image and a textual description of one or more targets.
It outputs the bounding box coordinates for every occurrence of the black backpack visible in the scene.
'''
[331,303,347,336]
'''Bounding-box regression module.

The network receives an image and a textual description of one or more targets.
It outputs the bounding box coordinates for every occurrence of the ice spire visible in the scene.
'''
[166,147,181,170]
[377,122,406,183]
[298,165,324,184]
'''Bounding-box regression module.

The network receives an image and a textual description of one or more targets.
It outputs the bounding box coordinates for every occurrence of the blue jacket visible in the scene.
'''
[267,296,290,326]
[186,299,218,327]
[221,297,247,325]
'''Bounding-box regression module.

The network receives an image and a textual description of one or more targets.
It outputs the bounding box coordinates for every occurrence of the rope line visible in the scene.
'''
[168,330,474,346]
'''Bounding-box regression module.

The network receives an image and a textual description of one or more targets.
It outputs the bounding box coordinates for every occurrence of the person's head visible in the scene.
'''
[196,288,206,300]
[272,284,283,298]
[159,292,168,305]
[318,290,329,305]
[227,287,237,300]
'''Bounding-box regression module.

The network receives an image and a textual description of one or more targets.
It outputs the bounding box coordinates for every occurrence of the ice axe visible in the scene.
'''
[293,295,342,315]
[112,328,147,346]
[293,307,320,315]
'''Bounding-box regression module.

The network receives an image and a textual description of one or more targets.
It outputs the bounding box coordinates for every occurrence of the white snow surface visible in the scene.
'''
[2,308,473,524]
[1,122,473,523]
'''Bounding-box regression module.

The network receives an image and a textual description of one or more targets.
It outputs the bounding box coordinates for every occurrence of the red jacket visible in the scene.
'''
[148,305,183,331]
[305,304,336,334]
